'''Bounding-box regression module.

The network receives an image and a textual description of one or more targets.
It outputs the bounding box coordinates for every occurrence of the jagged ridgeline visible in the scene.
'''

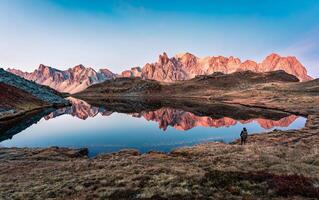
[7,64,117,94]
[7,53,312,94]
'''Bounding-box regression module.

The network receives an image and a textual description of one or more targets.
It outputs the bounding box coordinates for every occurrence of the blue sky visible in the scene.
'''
[0,0,318,77]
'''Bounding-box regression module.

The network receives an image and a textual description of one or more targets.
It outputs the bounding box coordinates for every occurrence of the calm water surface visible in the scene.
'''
[0,98,307,157]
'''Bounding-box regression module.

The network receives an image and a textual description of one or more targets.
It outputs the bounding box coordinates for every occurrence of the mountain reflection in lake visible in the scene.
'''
[0,97,307,157]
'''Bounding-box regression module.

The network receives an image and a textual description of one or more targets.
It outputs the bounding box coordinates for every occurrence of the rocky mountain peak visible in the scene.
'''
[260,53,312,81]
[121,67,143,78]
[158,52,170,65]
[72,64,86,72]
[99,68,114,75]
[175,52,198,66]
[38,64,49,69]
[266,53,281,60]
[175,52,197,59]
[132,66,142,72]
[37,64,56,77]
[38,64,52,72]
[6,68,25,77]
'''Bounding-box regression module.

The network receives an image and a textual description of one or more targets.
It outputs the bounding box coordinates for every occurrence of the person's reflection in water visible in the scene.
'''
[240,127,248,145]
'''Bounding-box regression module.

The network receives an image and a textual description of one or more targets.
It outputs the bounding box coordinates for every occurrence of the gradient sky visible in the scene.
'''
[0,0,318,77]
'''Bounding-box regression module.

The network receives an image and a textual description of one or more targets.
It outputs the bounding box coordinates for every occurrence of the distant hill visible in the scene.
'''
[75,70,300,99]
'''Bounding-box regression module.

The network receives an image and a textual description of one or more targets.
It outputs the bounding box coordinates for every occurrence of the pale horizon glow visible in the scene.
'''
[0,0,318,77]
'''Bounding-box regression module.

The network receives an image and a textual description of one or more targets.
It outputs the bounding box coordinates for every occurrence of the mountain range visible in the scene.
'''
[138,52,312,82]
[7,52,312,94]
[7,64,117,94]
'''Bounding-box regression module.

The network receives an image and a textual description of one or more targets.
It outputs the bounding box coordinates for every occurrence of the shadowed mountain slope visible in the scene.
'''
[0,69,68,120]
[0,69,67,104]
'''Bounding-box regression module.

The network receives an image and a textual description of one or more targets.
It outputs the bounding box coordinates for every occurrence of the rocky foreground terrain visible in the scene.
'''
[0,71,318,199]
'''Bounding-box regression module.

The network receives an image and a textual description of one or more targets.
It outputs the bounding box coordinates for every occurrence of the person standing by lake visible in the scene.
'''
[240,127,248,145]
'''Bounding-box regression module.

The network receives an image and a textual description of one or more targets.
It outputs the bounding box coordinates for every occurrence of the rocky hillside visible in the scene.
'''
[7,64,117,94]
[0,83,49,119]
[0,69,68,119]
[125,52,312,82]
[0,69,67,104]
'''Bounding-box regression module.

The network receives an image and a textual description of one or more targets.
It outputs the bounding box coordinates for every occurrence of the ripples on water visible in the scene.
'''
[0,98,307,157]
